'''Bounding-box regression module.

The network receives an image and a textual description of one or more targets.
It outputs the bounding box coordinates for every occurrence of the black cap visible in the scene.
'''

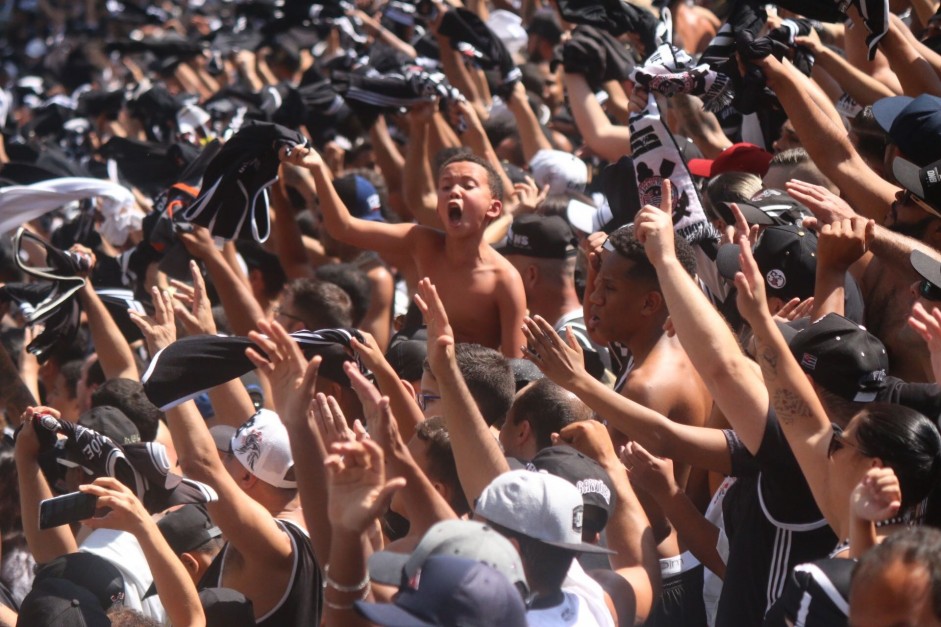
[872,95,941,167]
[716,225,817,301]
[502,215,577,259]
[892,156,941,218]
[34,553,126,611]
[528,9,563,44]
[199,588,256,627]
[17,578,111,627]
[385,338,427,382]
[788,313,888,402]
[77,406,141,446]
[157,504,222,555]
[716,188,812,227]
[530,445,615,525]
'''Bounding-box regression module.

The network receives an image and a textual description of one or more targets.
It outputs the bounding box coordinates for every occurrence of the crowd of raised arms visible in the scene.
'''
[5,0,941,625]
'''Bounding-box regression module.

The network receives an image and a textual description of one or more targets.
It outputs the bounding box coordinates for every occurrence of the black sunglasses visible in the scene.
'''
[920,279,941,302]
[827,424,874,459]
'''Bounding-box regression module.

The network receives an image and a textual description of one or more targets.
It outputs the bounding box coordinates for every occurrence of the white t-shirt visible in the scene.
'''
[562,559,616,627]
[81,528,166,622]
[527,590,604,626]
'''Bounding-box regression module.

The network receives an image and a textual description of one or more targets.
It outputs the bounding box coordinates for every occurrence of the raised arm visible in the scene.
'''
[523,316,731,473]
[81,477,205,627]
[270,171,316,280]
[796,30,898,104]
[402,103,442,228]
[810,217,874,320]
[563,72,632,162]
[506,81,553,165]
[877,13,941,97]
[414,278,510,504]
[0,340,36,425]
[635,182,769,454]
[732,235,839,527]
[280,145,418,258]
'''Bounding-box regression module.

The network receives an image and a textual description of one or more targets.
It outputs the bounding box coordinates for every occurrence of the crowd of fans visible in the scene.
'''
[3,0,941,625]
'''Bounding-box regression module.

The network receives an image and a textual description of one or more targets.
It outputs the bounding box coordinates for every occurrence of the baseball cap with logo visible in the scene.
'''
[687,142,774,178]
[356,555,528,627]
[212,409,296,489]
[530,445,615,532]
[501,214,577,259]
[17,577,111,627]
[335,174,385,222]
[716,225,817,302]
[530,149,588,195]
[715,188,812,226]
[873,94,941,167]
[787,314,888,402]
[368,519,528,592]
[892,156,941,218]
[475,469,614,554]
[157,504,223,555]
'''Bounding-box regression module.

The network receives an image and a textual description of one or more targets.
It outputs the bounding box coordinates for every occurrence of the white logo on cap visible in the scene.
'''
[572,505,584,532]
[766,269,786,289]
[929,168,940,185]
[510,233,530,248]
[576,478,612,505]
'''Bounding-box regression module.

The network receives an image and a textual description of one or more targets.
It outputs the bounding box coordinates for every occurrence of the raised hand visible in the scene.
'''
[170,260,216,336]
[733,235,772,327]
[177,224,219,261]
[129,286,178,354]
[521,316,587,390]
[908,301,941,386]
[245,319,321,426]
[310,392,357,448]
[785,179,857,225]
[325,438,406,534]
[413,278,455,377]
[816,217,874,273]
[621,441,680,503]
[727,202,759,248]
[78,477,151,535]
[773,296,815,323]
[634,179,677,266]
[553,419,619,468]
[278,144,325,170]
[850,467,901,523]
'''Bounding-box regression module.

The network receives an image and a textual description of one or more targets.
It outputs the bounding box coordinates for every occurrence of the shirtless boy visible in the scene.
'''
[281,146,527,357]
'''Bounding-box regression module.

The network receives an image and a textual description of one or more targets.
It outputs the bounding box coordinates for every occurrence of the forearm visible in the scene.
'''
[436,39,481,110]
[323,530,374,627]
[563,72,632,162]
[15,451,78,563]
[79,284,138,380]
[460,117,514,202]
[870,224,935,282]
[201,251,267,337]
[372,364,424,445]
[207,379,257,429]
[284,419,332,568]
[669,94,731,159]
[438,359,509,505]
[270,180,315,280]
[654,488,725,578]
[369,118,405,204]
[136,521,205,627]
[813,45,897,104]
[848,514,878,558]
[880,17,941,97]
[912,0,941,26]
[507,89,552,164]
[811,268,848,320]
[166,402,227,483]
[402,121,440,228]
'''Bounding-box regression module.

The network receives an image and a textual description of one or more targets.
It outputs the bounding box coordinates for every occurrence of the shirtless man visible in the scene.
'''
[583,225,712,625]
[281,146,527,357]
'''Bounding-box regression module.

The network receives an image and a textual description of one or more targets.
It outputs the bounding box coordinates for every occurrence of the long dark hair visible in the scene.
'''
[854,403,941,509]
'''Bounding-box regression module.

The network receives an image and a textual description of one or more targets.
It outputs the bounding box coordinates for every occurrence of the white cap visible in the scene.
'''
[486,10,528,57]
[218,409,296,489]
[530,149,588,196]
[476,470,613,554]
[176,104,211,136]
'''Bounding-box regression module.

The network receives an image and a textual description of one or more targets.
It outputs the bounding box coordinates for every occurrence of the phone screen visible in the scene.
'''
[39,492,99,530]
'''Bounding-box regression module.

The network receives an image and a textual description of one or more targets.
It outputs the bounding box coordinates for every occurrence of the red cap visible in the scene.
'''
[687,143,774,178]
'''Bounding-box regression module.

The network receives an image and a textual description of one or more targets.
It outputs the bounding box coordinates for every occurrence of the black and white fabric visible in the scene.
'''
[96,288,146,343]
[0,282,80,362]
[560,26,636,89]
[437,8,521,96]
[763,558,852,627]
[836,0,889,59]
[183,121,307,243]
[555,0,659,58]
[697,0,766,112]
[630,43,730,108]
[30,415,217,512]
[626,60,717,248]
[142,328,372,410]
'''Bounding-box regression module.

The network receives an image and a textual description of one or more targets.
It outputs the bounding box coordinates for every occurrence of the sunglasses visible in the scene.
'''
[920,279,941,302]
[826,424,873,459]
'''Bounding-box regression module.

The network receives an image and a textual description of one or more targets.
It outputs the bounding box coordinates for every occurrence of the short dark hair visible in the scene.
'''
[606,225,697,287]
[284,278,354,330]
[315,263,372,327]
[455,344,515,426]
[852,526,941,620]
[489,522,575,593]
[510,379,590,451]
[91,378,162,442]
[415,416,471,515]
[59,359,84,400]
[439,153,504,202]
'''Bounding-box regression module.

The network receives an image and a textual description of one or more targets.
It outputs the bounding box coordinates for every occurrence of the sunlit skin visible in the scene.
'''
[849,561,941,627]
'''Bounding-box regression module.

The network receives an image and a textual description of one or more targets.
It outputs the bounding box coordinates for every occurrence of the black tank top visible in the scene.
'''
[199,519,322,626]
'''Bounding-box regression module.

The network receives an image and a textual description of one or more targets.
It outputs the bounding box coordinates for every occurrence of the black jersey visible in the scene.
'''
[199,519,321,627]
[716,410,839,627]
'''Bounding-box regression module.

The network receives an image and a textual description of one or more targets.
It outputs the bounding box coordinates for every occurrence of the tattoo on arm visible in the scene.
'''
[772,388,815,425]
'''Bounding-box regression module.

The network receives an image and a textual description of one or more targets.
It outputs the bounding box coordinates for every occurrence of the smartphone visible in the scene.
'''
[39,492,98,530]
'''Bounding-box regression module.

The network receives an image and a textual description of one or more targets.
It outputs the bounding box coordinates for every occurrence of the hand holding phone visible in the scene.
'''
[39,492,99,530]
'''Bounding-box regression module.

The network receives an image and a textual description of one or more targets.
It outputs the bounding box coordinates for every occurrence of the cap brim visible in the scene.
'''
[893,156,926,198]
[567,198,600,234]
[367,551,411,586]
[540,539,616,555]
[686,158,714,178]
[872,96,914,133]
[209,425,236,453]
[716,202,779,226]
[354,601,436,627]
[715,243,743,280]
[911,248,941,287]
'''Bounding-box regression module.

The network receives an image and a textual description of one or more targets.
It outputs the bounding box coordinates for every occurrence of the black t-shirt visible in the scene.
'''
[199,519,321,627]
[878,376,941,423]
[716,409,839,627]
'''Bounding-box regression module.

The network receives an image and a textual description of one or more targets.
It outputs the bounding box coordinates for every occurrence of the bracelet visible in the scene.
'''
[324,582,372,610]
[323,564,371,593]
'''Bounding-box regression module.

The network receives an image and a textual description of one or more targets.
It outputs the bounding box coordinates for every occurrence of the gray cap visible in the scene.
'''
[367,520,528,593]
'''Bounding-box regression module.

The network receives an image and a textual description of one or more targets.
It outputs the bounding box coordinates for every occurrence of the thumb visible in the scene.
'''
[371,478,407,516]
[660,179,673,213]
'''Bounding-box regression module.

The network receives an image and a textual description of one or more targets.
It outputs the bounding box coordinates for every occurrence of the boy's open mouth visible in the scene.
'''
[447,201,462,223]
